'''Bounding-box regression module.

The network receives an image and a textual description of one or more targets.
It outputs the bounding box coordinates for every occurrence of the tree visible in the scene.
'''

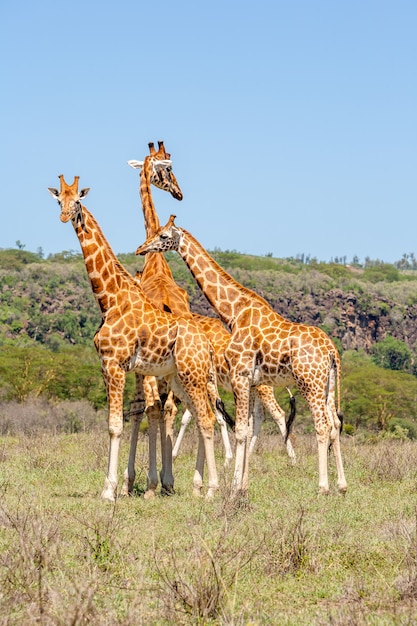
[371,336,412,372]
[341,350,417,433]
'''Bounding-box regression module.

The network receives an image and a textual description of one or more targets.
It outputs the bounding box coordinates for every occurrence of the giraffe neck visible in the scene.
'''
[138,160,183,308]
[72,205,135,314]
[140,161,160,238]
[177,228,270,329]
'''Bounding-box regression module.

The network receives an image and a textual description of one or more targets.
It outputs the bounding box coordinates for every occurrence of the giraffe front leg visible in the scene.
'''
[160,389,177,495]
[241,392,255,492]
[142,376,162,500]
[248,394,264,456]
[101,368,126,502]
[231,384,251,497]
[121,406,143,496]
[144,405,160,499]
[121,374,145,496]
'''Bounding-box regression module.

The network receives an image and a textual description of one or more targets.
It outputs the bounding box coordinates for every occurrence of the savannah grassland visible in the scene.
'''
[1,424,417,625]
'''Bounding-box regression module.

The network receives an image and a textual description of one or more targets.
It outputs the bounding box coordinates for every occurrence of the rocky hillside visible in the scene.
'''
[1,247,417,357]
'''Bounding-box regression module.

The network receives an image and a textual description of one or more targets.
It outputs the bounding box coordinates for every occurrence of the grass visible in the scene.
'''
[1,426,417,624]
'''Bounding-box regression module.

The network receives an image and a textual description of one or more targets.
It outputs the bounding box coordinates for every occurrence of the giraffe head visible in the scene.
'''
[48,175,90,223]
[136,214,181,256]
[128,140,183,201]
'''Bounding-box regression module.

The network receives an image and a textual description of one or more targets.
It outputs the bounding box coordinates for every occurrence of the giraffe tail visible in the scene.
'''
[216,398,235,432]
[338,410,344,434]
[285,389,296,443]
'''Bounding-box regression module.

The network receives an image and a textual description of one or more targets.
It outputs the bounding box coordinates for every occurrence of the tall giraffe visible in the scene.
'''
[136,216,348,496]
[125,141,233,499]
[128,142,296,467]
[48,176,223,502]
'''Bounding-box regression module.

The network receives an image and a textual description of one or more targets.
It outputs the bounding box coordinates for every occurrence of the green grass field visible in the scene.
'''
[1,426,417,625]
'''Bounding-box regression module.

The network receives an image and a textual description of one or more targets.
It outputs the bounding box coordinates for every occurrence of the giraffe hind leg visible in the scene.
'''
[329,411,347,494]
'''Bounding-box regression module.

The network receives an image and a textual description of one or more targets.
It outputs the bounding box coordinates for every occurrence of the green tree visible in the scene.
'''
[342,350,417,433]
[371,336,412,372]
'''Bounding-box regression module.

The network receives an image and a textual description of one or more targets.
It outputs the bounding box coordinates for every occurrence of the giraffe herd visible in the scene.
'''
[48,141,347,502]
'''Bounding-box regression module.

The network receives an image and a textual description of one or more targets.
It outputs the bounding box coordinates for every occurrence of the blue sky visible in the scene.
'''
[1,1,416,264]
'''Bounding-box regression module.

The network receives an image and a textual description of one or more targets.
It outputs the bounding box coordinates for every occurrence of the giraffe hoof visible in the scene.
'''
[101,491,116,503]
[101,480,117,502]
[338,484,348,494]
[318,487,330,496]
[143,489,156,500]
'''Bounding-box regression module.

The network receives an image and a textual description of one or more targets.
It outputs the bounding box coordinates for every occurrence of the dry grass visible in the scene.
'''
[1,426,417,624]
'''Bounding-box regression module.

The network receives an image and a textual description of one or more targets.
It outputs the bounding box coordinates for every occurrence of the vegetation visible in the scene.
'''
[1,426,417,624]
[2,244,417,438]
[1,245,417,622]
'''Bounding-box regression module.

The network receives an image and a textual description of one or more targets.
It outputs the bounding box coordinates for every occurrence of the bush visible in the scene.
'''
[0,397,104,435]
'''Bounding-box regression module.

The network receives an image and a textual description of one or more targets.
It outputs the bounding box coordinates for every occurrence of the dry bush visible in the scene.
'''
[259,507,318,578]
[153,522,257,624]
[0,397,104,436]
[0,497,64,624]
[392,510,417,601]
[355,440,417,483]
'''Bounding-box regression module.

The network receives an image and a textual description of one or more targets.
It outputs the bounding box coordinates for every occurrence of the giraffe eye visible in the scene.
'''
[166,166,172,173]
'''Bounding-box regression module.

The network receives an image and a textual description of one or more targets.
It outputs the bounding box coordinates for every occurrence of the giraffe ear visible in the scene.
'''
[48,187,59,198]
[127,160,144,169]
[79,188,90,199]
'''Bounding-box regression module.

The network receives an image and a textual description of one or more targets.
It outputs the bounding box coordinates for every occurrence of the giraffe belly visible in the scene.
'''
[130,353,176,377]
[254,365,294,388]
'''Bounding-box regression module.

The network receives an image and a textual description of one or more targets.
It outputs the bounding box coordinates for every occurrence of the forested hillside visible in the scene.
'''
[1,245,417,437]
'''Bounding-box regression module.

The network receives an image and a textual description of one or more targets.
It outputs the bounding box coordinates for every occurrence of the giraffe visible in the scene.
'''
[125,141,233,498]
[172,314,296,463]
[48,176,224,502]
[128,141,296,468]
[136,216,348,497]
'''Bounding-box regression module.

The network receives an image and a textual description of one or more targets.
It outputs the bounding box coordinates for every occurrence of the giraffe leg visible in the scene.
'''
[317,435,330,495]
[231,380,251,496]
[327,368,347,493]
[160,389,177,495]
[331,430,348,493]
[201,426,218,499]
[255,387,297,463]
[242,392,255,491]
[172,409,192,460]
[144,405,160,499]
[101,367,126,502]
[311,402,331,494]
[189,411,218,499]
[217,411,233,467]
[122,374,145,496]
[143,376,162,500]
[193,429,205,497]
[248,394,264,456]
[121,404,144,496]
[328,411,348,494]
[206,378,233,465]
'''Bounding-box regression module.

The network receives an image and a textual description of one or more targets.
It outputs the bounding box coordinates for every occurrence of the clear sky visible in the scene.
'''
[1,1,416,264]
